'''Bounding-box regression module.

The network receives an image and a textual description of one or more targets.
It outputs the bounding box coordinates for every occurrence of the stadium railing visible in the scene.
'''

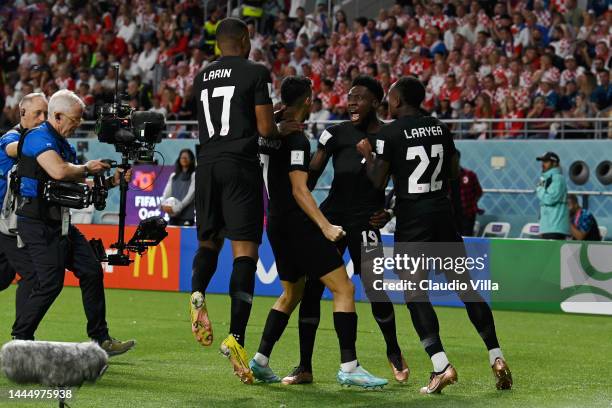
[74,117,612,139]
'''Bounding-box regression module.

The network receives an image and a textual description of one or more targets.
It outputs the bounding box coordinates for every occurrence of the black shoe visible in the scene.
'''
[98,337,136,357]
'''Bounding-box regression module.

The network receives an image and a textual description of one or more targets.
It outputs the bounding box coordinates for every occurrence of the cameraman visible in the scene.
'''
[0,93,47,308]
[11,90,135,356]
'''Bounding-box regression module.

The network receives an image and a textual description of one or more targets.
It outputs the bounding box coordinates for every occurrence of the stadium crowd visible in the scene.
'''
[0,0,610,138]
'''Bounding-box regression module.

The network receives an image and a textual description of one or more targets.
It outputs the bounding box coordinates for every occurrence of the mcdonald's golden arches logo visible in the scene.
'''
[133,242,169,279]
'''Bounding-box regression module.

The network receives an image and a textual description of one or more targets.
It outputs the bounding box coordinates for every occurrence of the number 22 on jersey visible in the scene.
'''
[201,86,235,137]
[406,144,443,194]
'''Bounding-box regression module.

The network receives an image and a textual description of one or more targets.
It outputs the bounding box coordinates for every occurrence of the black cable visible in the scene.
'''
[127,150,167,192]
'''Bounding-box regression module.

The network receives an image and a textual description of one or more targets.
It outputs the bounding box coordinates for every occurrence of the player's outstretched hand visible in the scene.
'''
[322,224,346,242]
[278,119,304,136]
[356,138,373,158]
[369,209,391,228]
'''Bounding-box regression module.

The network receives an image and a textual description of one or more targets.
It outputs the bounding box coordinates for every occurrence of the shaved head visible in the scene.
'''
[217,18,249,47]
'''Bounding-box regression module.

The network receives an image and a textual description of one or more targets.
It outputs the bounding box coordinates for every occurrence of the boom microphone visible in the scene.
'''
[0,340,108,387]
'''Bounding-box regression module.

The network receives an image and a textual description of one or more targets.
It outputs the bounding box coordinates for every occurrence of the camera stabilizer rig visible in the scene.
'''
[89,64,168,266]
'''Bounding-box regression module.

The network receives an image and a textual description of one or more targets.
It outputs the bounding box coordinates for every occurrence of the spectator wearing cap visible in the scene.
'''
[404,46,431,77]
[567,194,602,241]
[536,152,569,239]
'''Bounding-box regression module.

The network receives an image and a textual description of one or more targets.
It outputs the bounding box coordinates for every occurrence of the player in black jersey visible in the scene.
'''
[282,76,408,386]
[357,77,512,394]
[249,76,387,389]
[190,18,300,384]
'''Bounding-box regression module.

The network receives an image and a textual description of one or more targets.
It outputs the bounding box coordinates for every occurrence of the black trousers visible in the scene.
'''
[11,218,109,341]
[0,238,17,290]
[461,215,476,237]
[0,233,38,332]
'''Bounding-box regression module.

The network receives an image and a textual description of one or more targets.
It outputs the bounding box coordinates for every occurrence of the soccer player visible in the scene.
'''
[283,76,408,385]
[190,18,299,384]
[249,76,387,389]
[356,77,513,394]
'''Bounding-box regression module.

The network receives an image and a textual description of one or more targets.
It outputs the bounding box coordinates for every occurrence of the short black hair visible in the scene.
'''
[281,76,312,107]
[351,75,384,103]
[567,194,579,205]
[216,18,248,44]
[393,76,425,108]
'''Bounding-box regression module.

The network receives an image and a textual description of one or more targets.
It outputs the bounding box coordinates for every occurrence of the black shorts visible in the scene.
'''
[267,214,344,283]
[394,209,462,243]
[335,226,382,276]
[195,160,263,243]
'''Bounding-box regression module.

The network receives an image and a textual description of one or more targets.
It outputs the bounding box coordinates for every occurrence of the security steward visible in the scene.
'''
[10,90,135,356]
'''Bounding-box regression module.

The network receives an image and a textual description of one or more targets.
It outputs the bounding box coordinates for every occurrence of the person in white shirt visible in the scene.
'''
[137,40,159,84]
[289,47,310,75]
[51,0,69,15]
[307,98,330,139]
[117,14,137,44]
[19,42,38,68]
[458,14,484,44]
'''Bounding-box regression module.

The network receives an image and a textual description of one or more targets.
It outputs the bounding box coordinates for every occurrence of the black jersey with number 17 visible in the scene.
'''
[376,115,457,216]
[194,56,272,164]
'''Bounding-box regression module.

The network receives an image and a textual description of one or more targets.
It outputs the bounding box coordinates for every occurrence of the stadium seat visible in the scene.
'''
[599,226,608,241]
[100,212,120,225]
[520,223,540,239]
[482,222,511,238]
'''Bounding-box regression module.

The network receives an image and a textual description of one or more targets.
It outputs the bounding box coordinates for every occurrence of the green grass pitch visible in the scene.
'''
[0,286,610,407]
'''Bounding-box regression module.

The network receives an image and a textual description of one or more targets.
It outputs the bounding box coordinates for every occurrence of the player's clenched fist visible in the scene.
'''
[322,224,346,242]
[356,138,373,158]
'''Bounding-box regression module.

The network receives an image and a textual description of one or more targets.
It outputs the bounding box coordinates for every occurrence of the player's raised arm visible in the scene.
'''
[307,144,330,191]
[356,138,390,190]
